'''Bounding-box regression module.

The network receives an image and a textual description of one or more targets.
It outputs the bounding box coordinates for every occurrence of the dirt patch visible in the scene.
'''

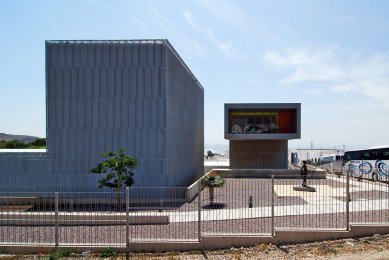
[112,233,389,259]
[3,233,389,259]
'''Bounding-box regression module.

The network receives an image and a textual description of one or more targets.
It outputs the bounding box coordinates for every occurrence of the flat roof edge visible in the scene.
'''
[225,103,301,108]
[0,149,47,153]
[164,41,204,90]
[45,39,204,90]
[46,39,166,44]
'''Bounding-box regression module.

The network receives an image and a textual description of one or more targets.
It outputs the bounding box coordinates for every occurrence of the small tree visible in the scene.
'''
[90,148,139,206]
[28,138,46,148]
[5,140,27,149]
[201,173,225,205]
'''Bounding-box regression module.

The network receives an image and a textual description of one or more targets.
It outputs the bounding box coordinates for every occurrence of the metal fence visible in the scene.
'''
[321,161,343,175]
[1,172,389,247]
[347,173,389,224]
[200,178,273,236]
[0,187,197,246]
[273,175,347,230]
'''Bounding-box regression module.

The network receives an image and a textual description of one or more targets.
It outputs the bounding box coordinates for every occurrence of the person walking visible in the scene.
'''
[300,161,308,187]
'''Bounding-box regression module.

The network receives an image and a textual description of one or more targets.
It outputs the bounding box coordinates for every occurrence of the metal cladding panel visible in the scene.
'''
[45,41,169,188]
[165,45,204,187]
[0,158,50,188]
[230,140,288,169]
[123,68,131,97]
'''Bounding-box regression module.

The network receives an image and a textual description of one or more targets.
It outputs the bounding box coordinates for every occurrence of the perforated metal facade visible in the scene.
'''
[0,40,204,188]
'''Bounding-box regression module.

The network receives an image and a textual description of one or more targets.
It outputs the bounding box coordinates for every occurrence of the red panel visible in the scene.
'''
[278,112,293,133]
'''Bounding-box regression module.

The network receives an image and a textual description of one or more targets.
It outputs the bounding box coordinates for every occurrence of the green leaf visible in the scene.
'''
[90,147,139,192]
[201,174,225,188]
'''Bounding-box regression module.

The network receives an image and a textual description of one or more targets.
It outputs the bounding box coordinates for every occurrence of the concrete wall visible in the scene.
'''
[0,40,204,189]
[230,140,288,169]
[0,152,54,188]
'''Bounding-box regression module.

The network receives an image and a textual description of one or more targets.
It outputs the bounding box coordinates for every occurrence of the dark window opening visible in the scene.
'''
[228,109,295,134]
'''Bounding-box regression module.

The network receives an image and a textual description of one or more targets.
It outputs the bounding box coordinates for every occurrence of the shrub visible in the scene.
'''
[100,246,118,258]
[201,173,225,205]
[49,248,73,260]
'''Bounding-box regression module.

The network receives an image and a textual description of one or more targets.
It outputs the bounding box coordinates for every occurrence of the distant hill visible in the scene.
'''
[0,133,41,144]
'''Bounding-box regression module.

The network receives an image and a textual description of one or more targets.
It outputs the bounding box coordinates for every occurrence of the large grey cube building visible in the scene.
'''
[0,40,204,188]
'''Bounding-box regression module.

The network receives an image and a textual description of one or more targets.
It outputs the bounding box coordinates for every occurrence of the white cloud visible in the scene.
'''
[367,16,389,32]
[264,46,347,84]
[197,0,283,46]
[263,46,389,108]
[330,84,353,93]
[147,5,184,38]
[197,0,252,27]
[183,10,241,61]
[307,88,324,95]
[129,6,207,59]
[183,10,202,32]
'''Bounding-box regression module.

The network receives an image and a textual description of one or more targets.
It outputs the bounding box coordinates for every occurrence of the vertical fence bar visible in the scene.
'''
[198,181,202,242]
[54,192,59,247]
[125,187,130,258]
[271,175,275,236]
[346,168,350,231]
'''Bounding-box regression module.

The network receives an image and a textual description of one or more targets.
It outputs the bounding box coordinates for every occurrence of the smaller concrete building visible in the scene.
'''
[225,103,301,169]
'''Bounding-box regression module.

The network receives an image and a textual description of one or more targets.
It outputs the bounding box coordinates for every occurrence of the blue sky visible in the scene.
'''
[1,0,389,151]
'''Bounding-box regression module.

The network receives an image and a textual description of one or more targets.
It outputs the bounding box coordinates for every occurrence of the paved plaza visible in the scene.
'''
[151,175,389,223]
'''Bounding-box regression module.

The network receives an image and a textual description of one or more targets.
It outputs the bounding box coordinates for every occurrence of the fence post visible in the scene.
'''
[198,181,202,242]
[346,170,350,231]
[126,187,130,252]
[54,192,59,247]
[271,175,275,236]
[331,163,334,175]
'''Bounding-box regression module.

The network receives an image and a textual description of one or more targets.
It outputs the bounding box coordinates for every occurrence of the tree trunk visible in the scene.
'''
[209,186,215,205]
[116,175,121,210]
[116,191,121,210]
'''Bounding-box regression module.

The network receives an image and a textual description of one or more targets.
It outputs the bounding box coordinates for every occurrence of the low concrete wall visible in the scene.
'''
[3,224,389,254]
[186,170,215,202]
[186,181,200,202]
[204,165,229,174]
[215,168,326,179]
[0,213,169,226]
[0,197,187,210]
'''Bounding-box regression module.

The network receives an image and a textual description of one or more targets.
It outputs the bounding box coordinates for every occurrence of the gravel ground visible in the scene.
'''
[349,190,389,200]
[333,190,389,202]
[188,178,316,210]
